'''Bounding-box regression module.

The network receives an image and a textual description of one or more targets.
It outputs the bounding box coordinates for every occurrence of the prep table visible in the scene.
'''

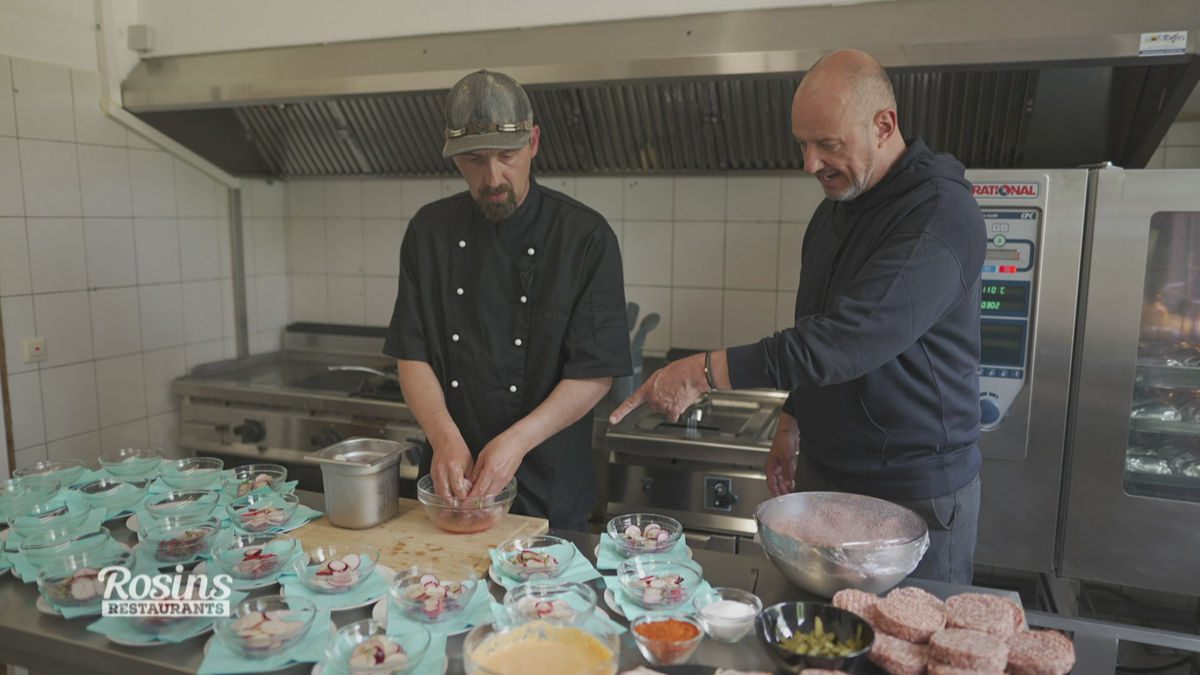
[0,490,1179,675]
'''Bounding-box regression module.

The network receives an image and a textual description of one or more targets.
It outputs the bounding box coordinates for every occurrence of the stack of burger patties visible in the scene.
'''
[832,587,1075,675]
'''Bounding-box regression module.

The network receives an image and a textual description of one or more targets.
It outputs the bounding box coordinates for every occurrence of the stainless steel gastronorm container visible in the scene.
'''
[314,438,411,529]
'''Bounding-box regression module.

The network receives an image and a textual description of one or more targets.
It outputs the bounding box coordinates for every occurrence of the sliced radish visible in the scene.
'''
[419,574,438,585]
[259,620,289,635]
[232,612,265,631]
[342,553,360,570]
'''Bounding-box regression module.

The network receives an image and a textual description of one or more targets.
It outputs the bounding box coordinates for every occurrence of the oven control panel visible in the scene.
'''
[704,476,738,511]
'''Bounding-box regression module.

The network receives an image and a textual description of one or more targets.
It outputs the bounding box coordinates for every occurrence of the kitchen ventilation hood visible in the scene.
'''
[122,0,1200,177]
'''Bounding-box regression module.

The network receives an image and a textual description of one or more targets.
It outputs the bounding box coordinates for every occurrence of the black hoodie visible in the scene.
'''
[727,139,986,500]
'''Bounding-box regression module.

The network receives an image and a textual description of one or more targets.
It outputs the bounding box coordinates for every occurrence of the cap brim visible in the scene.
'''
[442,131,532,158]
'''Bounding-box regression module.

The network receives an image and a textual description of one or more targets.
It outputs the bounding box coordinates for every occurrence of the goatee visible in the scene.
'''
[477,184,518,222]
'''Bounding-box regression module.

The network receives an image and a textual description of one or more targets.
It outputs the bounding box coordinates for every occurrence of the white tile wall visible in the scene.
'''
[11,59,75,142]
[142,347,186,417]
[77,144,132,216]
[71,70,126,147]
[33,290,93,367]
[94,354,147,427]
[727,177,782,222]
[673,177,726,222]
[672,222,724,288]
[287,219,326,273]
[291,274,328,322]
[722,290,777,348]
[90,287,142,359]
[139,283,185,350]
[0,137,24,215]
[8,371,44,449]
[0,56,16,137]
[671,288,723,350]
[83,218,137,288]
[252,219,286,275]
[1145,120,1200,170]
[48,431,101,465]
[100,421,149,455]
[623,177,673,220]
[327,276,366,325]
[27,217,87,293]
[574,177,623,223]
[364,277,396,327]
[725,222,779,290]
[363,220,405,276]
[324,180,362,217]
[128,150,176,217]
[326,219,364,274]
[0,217,31,295]
[777,221,808,290]
[19,138,81,216]
[623,221,673,286]
[362,180,401,218]
[2,295,35,374]
[41,362,99,441]
[174,160,216,217]
[181,280,223,344]
[400,179,441,217]
[134,218,181,284]
[178,219,220,281]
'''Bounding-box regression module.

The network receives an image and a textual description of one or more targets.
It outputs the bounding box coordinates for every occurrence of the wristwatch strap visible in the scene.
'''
[704,351,718,391]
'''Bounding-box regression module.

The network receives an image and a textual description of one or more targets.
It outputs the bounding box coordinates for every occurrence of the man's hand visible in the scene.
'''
[610,354,709,425]
[467,431,529,499]
[766,412,800,497]
[430,435,475,499]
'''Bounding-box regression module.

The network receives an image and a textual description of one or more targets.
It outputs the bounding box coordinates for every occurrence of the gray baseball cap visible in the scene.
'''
[442,70,534,158]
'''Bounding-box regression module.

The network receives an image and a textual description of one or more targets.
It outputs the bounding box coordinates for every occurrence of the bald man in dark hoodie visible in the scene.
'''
[611,50,986,583]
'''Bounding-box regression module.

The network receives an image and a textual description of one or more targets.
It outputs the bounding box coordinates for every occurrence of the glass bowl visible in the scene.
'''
[494,535,575,582]
[693,587,763,643]
[210,532,298,581]
[127,572,214,636]
[415,475,516,534]
[324,619,432,675]
[463,619,620,675]
[617,556,705,610]
[503,581,597,625]
[14,459,86,488]
[388,563,480,623]
[292,544,379,594]
[215,595,318,658]
[157,457,224,490]
[222,464,288,499]
[0,477,61,520]
[72,477,151,514]
[755,601,875,672]
[37,549,134,608]
[7,500,93,539]
[19,526,112,568]
[606,513,684,557]
[227,492,300,533]
[630,612,705,666]
[139,514,222,563]
[98,447,164,477]
[144,490,221,520]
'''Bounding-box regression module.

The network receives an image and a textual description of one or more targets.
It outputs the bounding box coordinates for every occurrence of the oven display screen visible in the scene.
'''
[980,321,1025,366]
[981,283,1028,314]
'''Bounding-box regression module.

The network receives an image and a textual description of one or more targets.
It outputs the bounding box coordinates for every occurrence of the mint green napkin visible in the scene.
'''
[198,610,331,674]
[279,569,388,611]
[386,579,493,634]
[487,599,627,635]
[63,469,102,488]
[488,542,601,589]
[0,551,10,572]
[595,533,689,570]
[603,576,712,622]
[230,505,322,535]
[86,587,249,643]
[4,506,106,552]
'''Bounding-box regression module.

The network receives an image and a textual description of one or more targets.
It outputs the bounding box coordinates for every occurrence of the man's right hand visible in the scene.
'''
[430,435,475,499]
[766,412,800,498]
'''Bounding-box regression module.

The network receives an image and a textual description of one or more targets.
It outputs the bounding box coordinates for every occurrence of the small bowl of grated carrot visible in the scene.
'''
[630,613,704,666]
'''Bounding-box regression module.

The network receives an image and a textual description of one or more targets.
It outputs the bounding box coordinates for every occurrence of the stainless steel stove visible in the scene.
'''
[606,389,787,550]
[172,324,426,494]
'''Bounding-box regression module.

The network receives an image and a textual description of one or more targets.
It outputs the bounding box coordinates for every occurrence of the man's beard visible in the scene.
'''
[477,183,519,222]
[824,151,877,202]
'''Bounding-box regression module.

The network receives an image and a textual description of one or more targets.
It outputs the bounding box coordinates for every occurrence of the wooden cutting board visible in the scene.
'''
[289,498,548,575]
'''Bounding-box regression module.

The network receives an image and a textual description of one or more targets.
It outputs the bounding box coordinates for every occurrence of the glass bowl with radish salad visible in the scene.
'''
[606,513,684,557]
[138,514,223,563]
[325,619,432,675]
[388,563,480,624]
[503,581,598,626]
[215,595,318,658]
[494,535,576,582]
[210,532,298,581]
[36,549,134,609]
[291,544,379,594]
[226,491,299,533]
[617,556,705,610]
[221,465,288,499]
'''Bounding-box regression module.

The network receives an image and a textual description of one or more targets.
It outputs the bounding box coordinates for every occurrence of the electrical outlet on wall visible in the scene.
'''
[21,337,46,363]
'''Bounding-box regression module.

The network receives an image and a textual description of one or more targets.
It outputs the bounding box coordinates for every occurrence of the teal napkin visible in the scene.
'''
[488,542,601,589]
[63,468,102,488]
[279,568,388,611]
[230,505,322,535]
[603,576,712,622]
[86,587,249,643]
[198,610,332,674]
[0,551,10,572]
[595,533,689,570]
[217,481,298,507]
[320,632,448,675]
[4,505,107,552]
[150,473,223,494]
[487,600,627,635]
[386,579,493,634]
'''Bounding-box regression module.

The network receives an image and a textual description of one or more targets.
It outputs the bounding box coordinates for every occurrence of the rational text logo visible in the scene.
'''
[972,183,1039,199]
[99,565,234,618]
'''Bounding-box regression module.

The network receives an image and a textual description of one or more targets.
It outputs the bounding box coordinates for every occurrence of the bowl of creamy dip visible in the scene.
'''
[463,619,619,675]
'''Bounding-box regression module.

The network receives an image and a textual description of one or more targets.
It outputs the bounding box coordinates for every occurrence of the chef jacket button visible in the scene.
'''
[452,334,460,342]
[527,247,535,256]
[456,288,464,296]
[509,385,518,393]
[515,339,522,347]
[459,240,466,248]
[451,380,459,388]
[520,295,527,303]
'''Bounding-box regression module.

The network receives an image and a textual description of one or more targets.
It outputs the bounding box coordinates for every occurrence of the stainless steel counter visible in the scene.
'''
[0,490,1140,675]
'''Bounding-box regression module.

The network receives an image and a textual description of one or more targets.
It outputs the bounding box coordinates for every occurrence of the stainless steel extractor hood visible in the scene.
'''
[122,0,1200,177]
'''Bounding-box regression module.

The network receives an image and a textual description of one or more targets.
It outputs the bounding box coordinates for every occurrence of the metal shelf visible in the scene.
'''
[1125,472,1200,502]
[1134,363,1200,390]
[1128,419,1200,437]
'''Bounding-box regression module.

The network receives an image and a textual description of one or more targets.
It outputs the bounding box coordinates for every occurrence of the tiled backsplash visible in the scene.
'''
[0,55,287,471]
[281,174,827,356]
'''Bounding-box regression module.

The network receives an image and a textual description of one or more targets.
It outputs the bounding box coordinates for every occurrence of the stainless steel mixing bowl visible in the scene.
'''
[755,492,929,598]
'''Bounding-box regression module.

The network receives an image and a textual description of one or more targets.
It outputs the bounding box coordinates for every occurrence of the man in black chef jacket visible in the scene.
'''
[611,50,987,582]
[384,70,632,531]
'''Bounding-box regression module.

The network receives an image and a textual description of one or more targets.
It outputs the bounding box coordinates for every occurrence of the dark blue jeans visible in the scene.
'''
[793,455,981,585]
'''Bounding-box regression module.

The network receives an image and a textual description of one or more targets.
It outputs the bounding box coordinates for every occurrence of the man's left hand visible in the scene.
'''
[610,354,708,425]
[467,432,529,498]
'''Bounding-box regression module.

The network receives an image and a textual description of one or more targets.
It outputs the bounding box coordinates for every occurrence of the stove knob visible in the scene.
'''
[233,419,266,444]
[311,429,344,448]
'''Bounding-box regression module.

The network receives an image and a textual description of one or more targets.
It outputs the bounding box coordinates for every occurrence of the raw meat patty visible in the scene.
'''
[875,593,947,643]
[928,663,1003,675]
[1001,596,1027,633]
[929,628,1008,670]
[869,633,929,675]
[833,588,881,626]
[798,671,848,675]
[1006,630,1076,675]
[945,593,1017,639]
[888,585,949,614]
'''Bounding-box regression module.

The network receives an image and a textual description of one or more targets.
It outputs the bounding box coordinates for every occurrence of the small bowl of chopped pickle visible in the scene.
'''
[221,465,288,499]
[755,601,874,673]
[388,563,479,624]
[325,619,431,674]
[227,491,300,533]
[494,535,574,582]
[139,514,222,563]
[606,513,683,558]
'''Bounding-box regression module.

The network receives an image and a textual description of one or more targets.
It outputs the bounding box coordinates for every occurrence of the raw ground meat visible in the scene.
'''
[1006,630,1076,675]
[833,588,881,625]
[927,662,1003,675]
[869,633,930,675]
[1000,596,1027,633]
[888,586,949,615]
[875,594,947,643]
[928,628,1008,671]
[944,594,1017,639]
[798,671,848,675]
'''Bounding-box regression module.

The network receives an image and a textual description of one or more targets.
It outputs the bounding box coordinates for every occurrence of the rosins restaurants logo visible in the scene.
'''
[972,183,1039,199]
[99,565,233,618]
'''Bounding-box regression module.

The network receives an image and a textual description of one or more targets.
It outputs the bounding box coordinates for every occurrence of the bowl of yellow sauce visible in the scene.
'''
[463,620,619,675]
